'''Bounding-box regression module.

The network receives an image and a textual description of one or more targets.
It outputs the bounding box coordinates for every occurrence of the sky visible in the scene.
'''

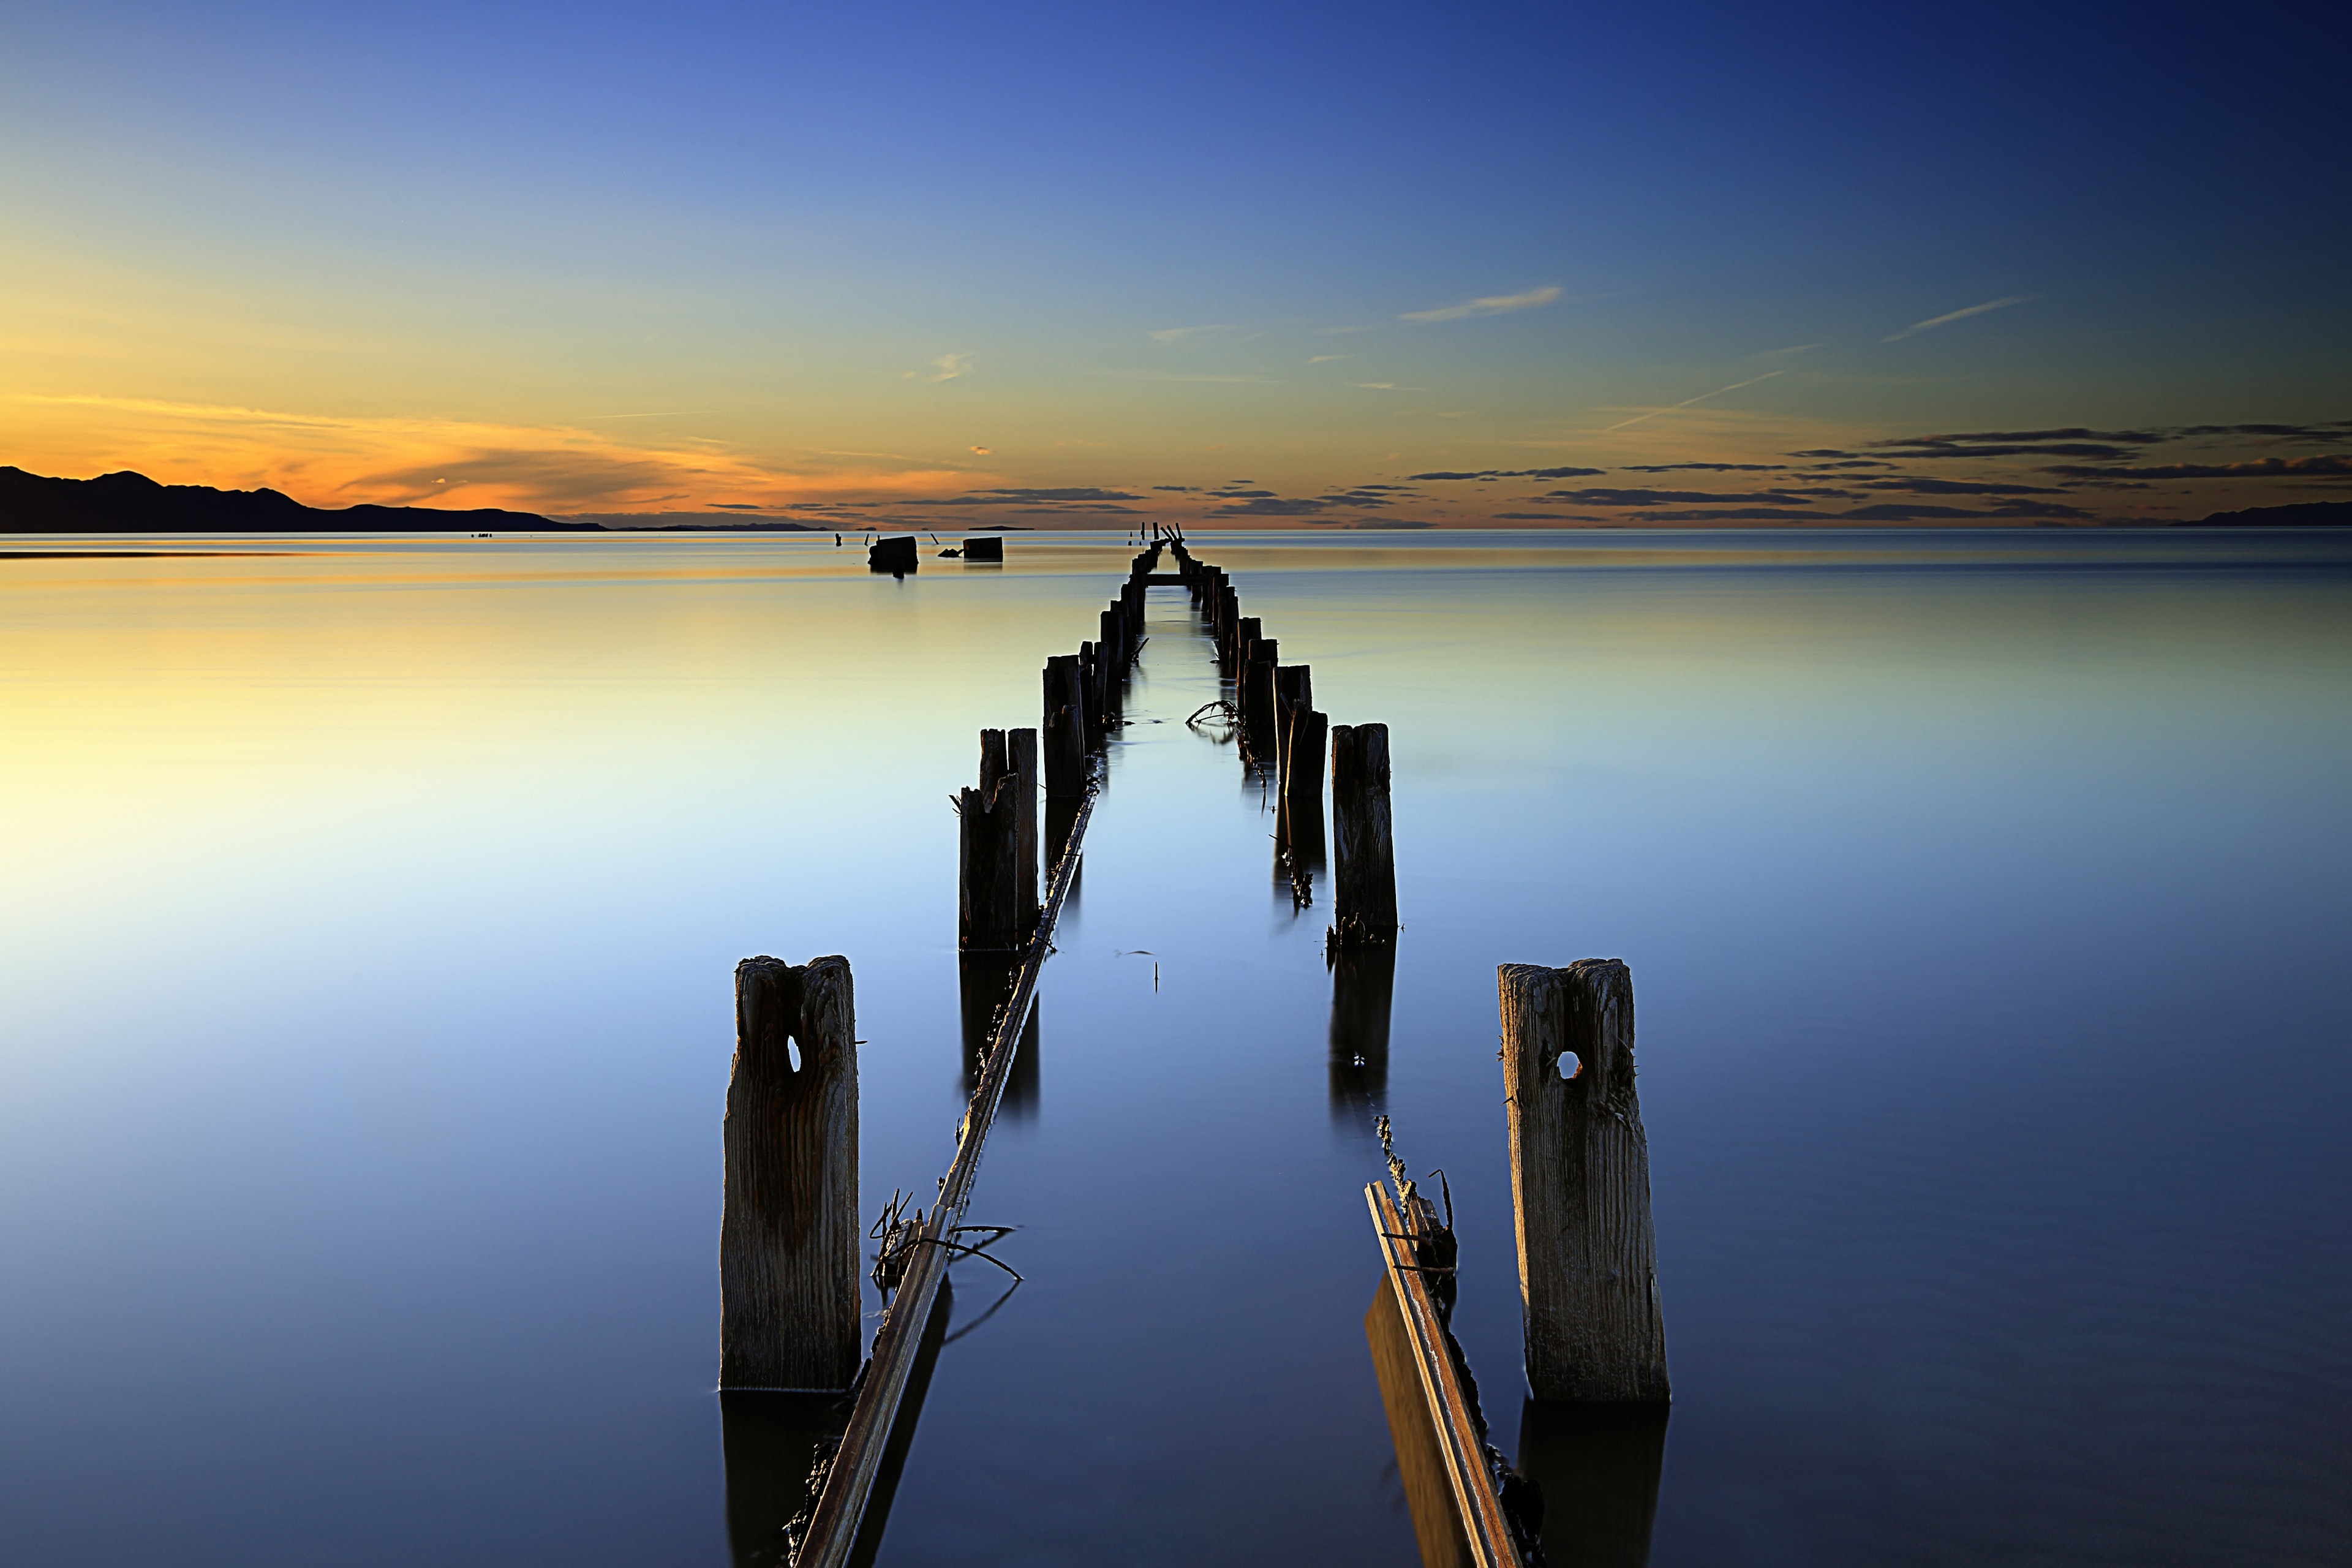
[3,0,2347,528]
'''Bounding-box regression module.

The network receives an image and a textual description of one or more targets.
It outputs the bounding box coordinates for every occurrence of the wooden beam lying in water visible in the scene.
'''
[1365,1179,1522,1568]
[791,785,1098,1568]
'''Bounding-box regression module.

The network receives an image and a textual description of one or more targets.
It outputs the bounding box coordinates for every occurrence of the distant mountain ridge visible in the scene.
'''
[0,467,597,532]
[2196,500,2352,527]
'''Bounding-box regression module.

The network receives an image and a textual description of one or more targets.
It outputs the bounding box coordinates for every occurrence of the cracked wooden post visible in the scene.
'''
[961,732,1020,952]
[1498,959,1670,1404]
[1043,655,1085,799]
[720,954,859,1391]
[1330,722,1397,944]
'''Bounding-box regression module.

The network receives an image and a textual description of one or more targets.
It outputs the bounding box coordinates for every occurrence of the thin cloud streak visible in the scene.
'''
[1883,295,2036,342]
[1600,370,1788,432]
[1401,285,1562,323]
[905,352,974,383]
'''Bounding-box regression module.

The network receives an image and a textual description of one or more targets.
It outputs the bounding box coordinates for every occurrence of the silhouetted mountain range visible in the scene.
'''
[0,467,596,532]
[2197,500,2352,527]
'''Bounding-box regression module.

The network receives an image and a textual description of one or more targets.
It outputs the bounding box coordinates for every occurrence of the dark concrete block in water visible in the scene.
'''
[867,535,918,573]
[960,536,1003,562]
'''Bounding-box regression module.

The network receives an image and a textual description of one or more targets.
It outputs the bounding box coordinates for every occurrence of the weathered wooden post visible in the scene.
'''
[1498,960,1670,1404]
[1274,664,1312,776]
[1285,706,1327,809]
[720,954,860,1392]
[1232,614,1260,670]
[1077,641,1099,737]
[1099,606,1124,678]
[959,733,1020,952]
[1006,728,1039,935]
[1243,638,1280,761]
[1330,722,1397,943]
[1043,655,1085,799]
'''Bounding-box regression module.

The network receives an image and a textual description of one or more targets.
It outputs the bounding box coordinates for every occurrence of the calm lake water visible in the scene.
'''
[1,529,2346,1567]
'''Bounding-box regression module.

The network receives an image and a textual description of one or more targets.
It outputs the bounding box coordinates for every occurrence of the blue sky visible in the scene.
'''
[3,0,2346,524]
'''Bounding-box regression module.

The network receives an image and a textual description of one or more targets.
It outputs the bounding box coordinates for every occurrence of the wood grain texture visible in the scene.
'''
[1332,722,1398,940]
[1499,960,1670,1404]
[720,955,859,1392]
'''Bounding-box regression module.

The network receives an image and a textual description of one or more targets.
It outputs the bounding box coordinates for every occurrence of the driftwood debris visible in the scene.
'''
[721,955,861,1392]
[1498,960,1669,1404]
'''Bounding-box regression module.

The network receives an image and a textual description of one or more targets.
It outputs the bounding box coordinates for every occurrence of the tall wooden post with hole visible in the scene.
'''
[1498,959,1670,1403]
[720,954,860,1391]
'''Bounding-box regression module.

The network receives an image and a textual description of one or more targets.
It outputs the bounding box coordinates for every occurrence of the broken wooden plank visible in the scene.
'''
[1366,1179,1522,1568]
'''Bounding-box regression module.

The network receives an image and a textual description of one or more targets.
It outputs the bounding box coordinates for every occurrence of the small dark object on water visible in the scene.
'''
[962,536,1004,562]
[868,535,918,573]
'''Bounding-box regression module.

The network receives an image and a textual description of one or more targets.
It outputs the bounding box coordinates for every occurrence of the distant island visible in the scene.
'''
[0,466,593,532]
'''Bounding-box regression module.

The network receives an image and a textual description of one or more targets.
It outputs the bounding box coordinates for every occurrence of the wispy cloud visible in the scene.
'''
[905,352,974,383]
[1600,370,1787,432]
[12,393,979,511]
[1883,295,2035,342]
[1308,354,1351,364]
[1401,285,1562,323]
[1148,324,1253,345]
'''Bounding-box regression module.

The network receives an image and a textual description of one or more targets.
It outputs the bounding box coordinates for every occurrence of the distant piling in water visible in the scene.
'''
[1498,959,1670,1403]
[1330,722,1397,944]
[720,955,860,1392]
[867,535,918,575]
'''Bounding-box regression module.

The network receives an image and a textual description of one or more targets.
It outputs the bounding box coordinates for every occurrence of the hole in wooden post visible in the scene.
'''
[786,1039,803,1074]
[1557,1049,1583,1081]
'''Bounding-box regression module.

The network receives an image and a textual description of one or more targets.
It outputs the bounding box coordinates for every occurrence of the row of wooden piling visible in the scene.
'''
[1174,551,1396,944]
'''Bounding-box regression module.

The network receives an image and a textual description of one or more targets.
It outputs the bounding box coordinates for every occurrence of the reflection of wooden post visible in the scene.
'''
[720,955,859,1391]
[1331,722,1398,943]
[960,734,1020,951]
[1499,960,1669,1403]
[1043,657,1085,799]
[1329,937,1394,1119]
[1365,1275,1474,1568]
[1514,1399,1668,1567]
